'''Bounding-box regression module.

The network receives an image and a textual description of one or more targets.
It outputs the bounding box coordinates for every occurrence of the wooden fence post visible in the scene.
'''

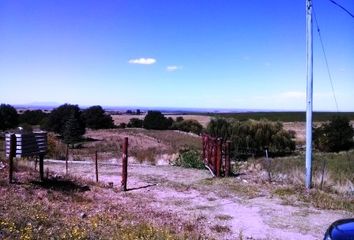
[216,138,222,177]
[212,138,217,174]
[95,151,99,183]
[39,154,44,181]
[121,137,128,191]
[225,141,231,177]
[9,134,16,183]
[66,144,69,175]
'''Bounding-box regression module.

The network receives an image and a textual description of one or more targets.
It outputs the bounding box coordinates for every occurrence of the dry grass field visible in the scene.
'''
[1,158,352,240]
[111,114,211,127]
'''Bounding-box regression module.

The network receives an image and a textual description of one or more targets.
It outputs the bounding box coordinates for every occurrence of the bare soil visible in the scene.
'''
[34,159,351,240]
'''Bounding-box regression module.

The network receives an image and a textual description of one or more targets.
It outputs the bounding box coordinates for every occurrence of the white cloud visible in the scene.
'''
[128,58,156,65]
[166,65,183,72]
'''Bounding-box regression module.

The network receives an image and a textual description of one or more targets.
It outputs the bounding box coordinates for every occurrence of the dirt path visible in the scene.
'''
[40,159,351,240]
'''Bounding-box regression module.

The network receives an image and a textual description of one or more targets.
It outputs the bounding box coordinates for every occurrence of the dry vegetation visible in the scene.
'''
[111,114,211,128]
[1,159,351,240]
[1,116,354,239]
[0,165,204,240]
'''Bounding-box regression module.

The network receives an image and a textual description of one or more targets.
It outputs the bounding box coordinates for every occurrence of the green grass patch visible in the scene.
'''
[273,186,354,212]
[204,112,354,122]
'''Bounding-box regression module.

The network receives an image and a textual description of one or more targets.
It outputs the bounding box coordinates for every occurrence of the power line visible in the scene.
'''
[329,0,354,19]
[313,7,339,111]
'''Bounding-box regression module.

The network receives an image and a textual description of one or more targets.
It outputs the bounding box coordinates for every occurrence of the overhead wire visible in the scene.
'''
[328,0,354,19]
[313,6,340,112]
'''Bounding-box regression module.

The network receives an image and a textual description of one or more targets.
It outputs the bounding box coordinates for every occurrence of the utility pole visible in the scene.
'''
[306,0,313,189]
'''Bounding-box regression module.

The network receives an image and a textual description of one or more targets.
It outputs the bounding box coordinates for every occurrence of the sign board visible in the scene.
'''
[5,131,47,158]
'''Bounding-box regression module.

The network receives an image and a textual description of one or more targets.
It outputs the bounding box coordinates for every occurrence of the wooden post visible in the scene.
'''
[216,138,222,177]
[207,137,212,167]
[202,135,208,164]
[121,137,128,191]
[66,144,69,175]
[95,151,99,183]
[9,134,16,183]
[213,138,218,175]
[225,141,231,177]
[39,154,44,181]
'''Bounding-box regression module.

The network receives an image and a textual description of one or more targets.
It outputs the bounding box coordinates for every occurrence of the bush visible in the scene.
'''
[314,116,354,152]
[174,148,204,169]
[127,118,143,128]
[0,104,19,131]
[171,119,203,135]
[206,118,231,140]
[143,111,172,130]
[44,104,85,136]
[19,110,48,125]
[207,118,295,157]
[82,106,115,129]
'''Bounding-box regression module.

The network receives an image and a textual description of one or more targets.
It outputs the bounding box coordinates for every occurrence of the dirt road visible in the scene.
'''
[40,159,350,240]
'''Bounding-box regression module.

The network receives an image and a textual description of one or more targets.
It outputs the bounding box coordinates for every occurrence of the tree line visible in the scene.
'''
[1,103,353,155]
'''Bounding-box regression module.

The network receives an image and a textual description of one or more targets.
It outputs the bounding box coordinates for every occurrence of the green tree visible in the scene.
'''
[44,104,85,135]
[0,104,19,131]
[143,111,172,130]
[82,105,115,129]
[206,118,231,140]
[314,116,354,152]
[19,110,48,125]
[63,113,84,147]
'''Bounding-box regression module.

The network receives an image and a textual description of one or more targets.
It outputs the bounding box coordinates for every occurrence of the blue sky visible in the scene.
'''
[0,0,353,111]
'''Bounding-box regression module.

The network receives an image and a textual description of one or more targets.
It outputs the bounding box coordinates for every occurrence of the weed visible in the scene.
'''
[215,214,233,221]
[210,224,231,233]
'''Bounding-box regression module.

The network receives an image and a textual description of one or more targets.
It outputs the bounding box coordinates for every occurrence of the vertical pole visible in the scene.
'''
[121,137,128,191]
[207,137,211,166]
[39,154,44,181]
[66,144,69,175]
[202,135,206,163]
[225,141,231,177]
[306,0,313,189]
[212,138,217,175]
[9,134,16,184]
[265,148,271,183]
[95,151,99,183]
[216,139,222,177]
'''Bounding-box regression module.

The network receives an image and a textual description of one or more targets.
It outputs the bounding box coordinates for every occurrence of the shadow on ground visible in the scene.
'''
[31,178,90,192]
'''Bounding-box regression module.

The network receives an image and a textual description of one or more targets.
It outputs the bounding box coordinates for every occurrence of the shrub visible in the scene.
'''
[206,118,231,140]
[174,148,204,169]
[0,104,19,131]
[143,111,172,130]
[207,118,295,157]
[82,105,115,129]
[127,118,143,128]
[171,119,203,135]
[314,116,354,152]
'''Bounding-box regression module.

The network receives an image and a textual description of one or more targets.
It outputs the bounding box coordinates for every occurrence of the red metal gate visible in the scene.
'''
[202,135,231,177]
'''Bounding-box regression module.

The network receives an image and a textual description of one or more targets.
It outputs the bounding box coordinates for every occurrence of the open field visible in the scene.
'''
[1,159,352,240]
[111,114,211,127]
[207,112,354,122]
